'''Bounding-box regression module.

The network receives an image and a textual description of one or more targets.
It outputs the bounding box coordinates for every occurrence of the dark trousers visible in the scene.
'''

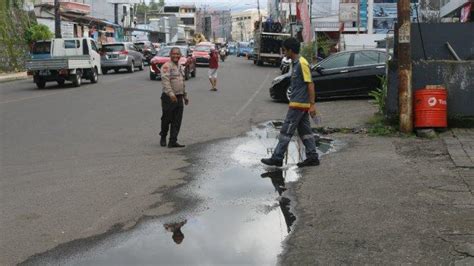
[272,108,318,161]
[160,93,184,143]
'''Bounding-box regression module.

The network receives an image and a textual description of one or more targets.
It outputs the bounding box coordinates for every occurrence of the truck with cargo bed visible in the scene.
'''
[26,38,102,89]
[253,32,290,66]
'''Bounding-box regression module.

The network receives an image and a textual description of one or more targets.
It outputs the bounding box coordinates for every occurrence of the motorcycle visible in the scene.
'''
[280,56,291,74]
[219,49,227,62]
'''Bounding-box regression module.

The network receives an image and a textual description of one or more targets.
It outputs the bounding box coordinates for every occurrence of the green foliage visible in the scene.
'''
[367,113,397,136]
[0,4,32,72]
[149,0,165,10]
[300,34,333,64]
[25,23,53,44]
[368,75,388,114]
[300,42,315,63]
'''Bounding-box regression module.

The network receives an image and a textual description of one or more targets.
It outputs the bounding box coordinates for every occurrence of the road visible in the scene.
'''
[3,56,467,265]
[0,57,289,265]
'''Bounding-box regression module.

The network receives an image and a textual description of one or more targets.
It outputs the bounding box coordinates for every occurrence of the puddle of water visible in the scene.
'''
[23,122,339,266]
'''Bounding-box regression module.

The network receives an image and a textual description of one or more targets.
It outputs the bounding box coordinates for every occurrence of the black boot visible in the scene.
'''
[168,142,185,148]
[261,158,283,167]
[297,158,320,168]
[160,137,167,147]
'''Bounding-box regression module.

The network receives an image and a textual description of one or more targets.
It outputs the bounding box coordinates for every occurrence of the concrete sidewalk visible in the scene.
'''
[279,101,474,265]
[443,129,474,168]
[0,72,29,83]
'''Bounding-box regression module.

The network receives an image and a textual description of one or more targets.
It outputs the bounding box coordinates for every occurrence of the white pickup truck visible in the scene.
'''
[26,38,102,89]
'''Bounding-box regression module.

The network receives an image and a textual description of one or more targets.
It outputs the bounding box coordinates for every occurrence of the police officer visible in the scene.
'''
[160,47,189,148]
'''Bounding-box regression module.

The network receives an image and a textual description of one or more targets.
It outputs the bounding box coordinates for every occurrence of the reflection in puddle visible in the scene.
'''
[261,170,296,233]
[164,220,187,245]
[21,122,339,265]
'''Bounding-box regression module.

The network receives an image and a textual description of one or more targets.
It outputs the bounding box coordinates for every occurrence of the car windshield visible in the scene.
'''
[157,47,187,57]
[195,46,210,52]
[102,44,125,52]
[158,48,172,57]
[134,43,145,49]
[32,41,51,54]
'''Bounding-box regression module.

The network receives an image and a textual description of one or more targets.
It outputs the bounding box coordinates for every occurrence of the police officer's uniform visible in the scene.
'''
[160,61,187,146]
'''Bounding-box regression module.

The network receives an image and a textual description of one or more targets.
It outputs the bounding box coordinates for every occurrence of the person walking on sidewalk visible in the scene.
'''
[160,47,189,148]
[261,37,320,168]
[208,48,219,91]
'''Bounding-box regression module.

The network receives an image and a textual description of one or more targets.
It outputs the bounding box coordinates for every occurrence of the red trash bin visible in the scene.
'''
[414,85,447,128]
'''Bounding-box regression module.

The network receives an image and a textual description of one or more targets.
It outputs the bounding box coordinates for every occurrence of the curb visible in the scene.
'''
[0,73,30,83]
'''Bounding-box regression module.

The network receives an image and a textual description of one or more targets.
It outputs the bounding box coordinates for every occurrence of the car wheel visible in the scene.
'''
[102,68,108,75]
[149,71,156,80]
[257,60,263,66]
[139,61,144,71]
[57,79,65,86]
[114,68,120,73]
[128,61,135,73]
[90,67,98,83]
[72,72,82,87]
[36,79,46,89]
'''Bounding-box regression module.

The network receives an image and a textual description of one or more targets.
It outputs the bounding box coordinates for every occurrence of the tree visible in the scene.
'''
[25,23,53,44]
[150,0,164,11]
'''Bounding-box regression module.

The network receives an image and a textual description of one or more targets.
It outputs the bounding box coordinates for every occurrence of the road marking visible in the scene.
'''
[0,73,142,105]
[233,72,270,119]
[0,91,69,105]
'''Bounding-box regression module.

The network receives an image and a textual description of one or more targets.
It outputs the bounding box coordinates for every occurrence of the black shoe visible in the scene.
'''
[297,158,320,168]
[160,137,167,147]
[261,158,283,167]
[168,142,185,148]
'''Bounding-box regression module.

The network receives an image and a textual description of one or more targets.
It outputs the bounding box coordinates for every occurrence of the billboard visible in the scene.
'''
[340,0,359,22]
[373,1,419,34]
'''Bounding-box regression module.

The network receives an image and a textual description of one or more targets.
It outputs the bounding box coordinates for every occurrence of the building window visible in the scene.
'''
[181,18,195,25]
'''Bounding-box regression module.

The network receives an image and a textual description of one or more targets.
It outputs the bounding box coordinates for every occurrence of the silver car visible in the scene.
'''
[100,42,145,74]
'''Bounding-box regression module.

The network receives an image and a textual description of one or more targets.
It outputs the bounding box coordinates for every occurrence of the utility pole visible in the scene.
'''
[397,0,413,133]
[357,0,360,34]
[54,0,61,38]
[257,0,261,19]
[310,0,317,63]
[367,0,374,34]
[289,0,293,36]
[114,4,119,25]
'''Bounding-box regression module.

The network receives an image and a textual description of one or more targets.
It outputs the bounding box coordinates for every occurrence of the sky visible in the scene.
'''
[145,0,268,12]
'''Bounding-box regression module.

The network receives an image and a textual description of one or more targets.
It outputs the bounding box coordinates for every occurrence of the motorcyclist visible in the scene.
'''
[219,47,227,62]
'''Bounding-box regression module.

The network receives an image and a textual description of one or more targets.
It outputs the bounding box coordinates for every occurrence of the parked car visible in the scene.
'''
[149,46,197,80]
[192,44,212,66]
[270,50,390,102]
[26,38,101,89]
[100,42,145,74]
[134,41,157,65]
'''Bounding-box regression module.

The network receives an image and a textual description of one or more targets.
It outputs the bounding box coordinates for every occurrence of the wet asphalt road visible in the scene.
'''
[20,122,334,265]
[0,56,293,265]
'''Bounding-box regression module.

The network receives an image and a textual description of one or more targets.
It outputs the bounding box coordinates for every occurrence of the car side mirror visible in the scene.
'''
[315,66,324,74]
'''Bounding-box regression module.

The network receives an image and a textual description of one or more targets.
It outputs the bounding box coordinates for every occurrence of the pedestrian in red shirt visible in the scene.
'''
[208,48,219,91]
